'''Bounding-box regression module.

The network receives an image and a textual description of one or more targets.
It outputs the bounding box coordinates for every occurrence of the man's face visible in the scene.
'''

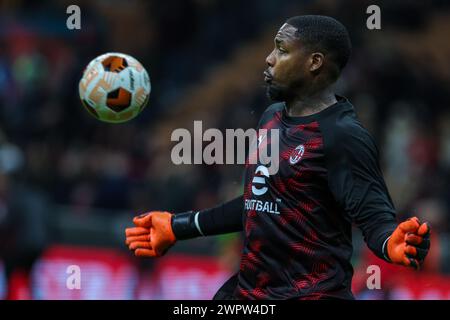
[264,23,310,101]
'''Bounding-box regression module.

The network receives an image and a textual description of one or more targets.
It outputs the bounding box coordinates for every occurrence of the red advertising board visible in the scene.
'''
[140,254,231,299]
[1,245,448,299]
[31,245,138,299]
[27,245,231,299]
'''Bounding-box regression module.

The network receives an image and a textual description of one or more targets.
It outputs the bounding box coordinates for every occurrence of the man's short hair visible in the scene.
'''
[286,15,352,77]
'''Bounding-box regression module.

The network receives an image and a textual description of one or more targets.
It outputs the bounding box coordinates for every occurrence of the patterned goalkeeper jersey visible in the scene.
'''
[234,95,397,299]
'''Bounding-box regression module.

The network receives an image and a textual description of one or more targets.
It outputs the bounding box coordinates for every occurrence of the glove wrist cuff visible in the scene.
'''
[382,235,392,262]
[171,211,202,240]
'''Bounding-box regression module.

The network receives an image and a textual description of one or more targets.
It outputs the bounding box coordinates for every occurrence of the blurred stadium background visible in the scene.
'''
[0,0,450,299]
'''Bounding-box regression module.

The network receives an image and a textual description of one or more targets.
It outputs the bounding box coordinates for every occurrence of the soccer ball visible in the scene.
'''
[79,52,151,123]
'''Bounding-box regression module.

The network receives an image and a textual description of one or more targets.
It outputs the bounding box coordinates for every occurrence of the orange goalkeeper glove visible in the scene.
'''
[125,211,176,257]
[386,217,431,270]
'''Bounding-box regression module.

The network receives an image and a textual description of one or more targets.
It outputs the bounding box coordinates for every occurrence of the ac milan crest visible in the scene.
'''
[289,144,305,165]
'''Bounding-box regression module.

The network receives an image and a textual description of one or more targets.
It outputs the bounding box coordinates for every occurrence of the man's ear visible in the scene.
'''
[309,52,324,72]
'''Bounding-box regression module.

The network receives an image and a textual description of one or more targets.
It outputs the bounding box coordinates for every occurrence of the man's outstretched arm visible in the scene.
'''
[125,195,244,257]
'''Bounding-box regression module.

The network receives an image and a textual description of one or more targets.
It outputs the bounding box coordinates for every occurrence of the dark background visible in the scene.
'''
[0,0,449,299]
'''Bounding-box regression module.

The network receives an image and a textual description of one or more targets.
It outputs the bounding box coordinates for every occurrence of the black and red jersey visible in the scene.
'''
[172,95,399,300]
[233,95,397,299]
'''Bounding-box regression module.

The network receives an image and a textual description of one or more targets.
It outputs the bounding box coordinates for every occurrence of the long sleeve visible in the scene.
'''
[323,118,397,260]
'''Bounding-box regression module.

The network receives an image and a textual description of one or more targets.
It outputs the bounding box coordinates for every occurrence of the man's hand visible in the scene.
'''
[386,217,431,270]
[125,211,176,257]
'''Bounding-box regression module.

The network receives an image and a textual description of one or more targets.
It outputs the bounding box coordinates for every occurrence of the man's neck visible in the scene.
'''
[285,90,337,117]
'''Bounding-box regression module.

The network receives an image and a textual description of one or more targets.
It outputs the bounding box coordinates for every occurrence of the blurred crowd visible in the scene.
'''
[1,0,450,292]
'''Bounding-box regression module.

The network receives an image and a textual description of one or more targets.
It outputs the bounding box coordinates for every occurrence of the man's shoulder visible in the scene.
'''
[264,102,285,114]
[257,102,284,127]
[320,100,378,156]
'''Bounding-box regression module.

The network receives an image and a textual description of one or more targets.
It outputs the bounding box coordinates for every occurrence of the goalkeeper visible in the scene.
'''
[125,15,431,300]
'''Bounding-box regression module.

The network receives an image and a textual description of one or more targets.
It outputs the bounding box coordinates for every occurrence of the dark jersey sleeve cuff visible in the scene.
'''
[171,196,244,240]
[171,211,202,240]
